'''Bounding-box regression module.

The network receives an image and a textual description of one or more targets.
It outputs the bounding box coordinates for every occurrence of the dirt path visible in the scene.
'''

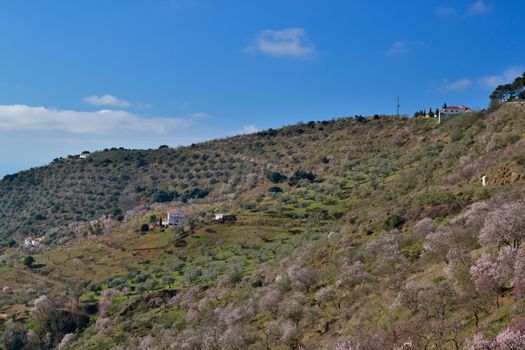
[5,264,65,288]
[131,231,194,251]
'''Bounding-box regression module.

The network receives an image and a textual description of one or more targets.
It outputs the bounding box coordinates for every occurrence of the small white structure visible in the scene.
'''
[438,106,471,123]
[24,237,42,246]
[167,209,186,226]
[482,176,489,187]
[79,151,91,159]
[215,213,237,223]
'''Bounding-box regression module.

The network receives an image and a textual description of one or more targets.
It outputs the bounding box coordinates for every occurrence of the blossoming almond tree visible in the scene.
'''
[479,201,525,249]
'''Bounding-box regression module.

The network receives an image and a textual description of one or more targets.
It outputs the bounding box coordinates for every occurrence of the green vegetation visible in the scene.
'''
[1,98,525,349]
[382,214,404,230]
[267,171,287,183]
[490,71,525,106]
[22,255,34,268]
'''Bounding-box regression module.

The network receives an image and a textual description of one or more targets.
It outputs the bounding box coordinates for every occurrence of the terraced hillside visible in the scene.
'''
[0,113,424,241]
[2,105,515,242]
[1,103,525,349]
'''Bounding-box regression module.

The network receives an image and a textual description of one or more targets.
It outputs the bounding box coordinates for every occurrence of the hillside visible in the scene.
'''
[0,112,440,242]
[1,103,525,349]
[0,107,505,242]
[0,114,388,241]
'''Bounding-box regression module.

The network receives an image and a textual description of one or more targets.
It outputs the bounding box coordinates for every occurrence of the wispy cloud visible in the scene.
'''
[436,1,491,17]
[436,5,457,16]
[468,0,491,15]
[441,78,472,92]
[245,28,315,58]
[83,94,131,108]
[386,41,427,55]
[0,104,200,134]
[439,67,523,92]
[240,124,258,134]
[479,67,522,88]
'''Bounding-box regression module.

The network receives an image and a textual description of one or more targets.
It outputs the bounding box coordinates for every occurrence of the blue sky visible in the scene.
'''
[0,0,524,177]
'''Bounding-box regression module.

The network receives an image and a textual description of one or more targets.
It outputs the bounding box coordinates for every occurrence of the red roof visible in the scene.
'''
[446,106,469,110]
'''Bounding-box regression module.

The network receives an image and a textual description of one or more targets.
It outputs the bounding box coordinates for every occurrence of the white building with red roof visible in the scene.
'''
[24,236,43,246]
[438,106,472,123]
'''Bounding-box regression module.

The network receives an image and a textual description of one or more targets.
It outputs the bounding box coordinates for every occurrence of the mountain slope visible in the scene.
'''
[1,103,525,349]
[4,104,524,242]
[0,113,434,241]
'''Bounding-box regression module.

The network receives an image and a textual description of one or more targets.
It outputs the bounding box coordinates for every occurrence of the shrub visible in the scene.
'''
[162,275,176,287]
[170,261,185,273]
[267,171,287,183]
[133,273,149,283]
[182,267,202,284]
[267,186,283,193]
[109,207,123,219]
[201,263,224,281]
[383,214,404,230]
[288,170,316,186]
[181,188,209,202]
[152,190,177,203]
[34,213,47,221]
[143,278,158,292]
[87,282,102,292]
[23,256,35,268]
[226,261,245,284]
[0,323,27,350]
[108,277,128,290]
[135,285,146,295]
[498,133,521,148]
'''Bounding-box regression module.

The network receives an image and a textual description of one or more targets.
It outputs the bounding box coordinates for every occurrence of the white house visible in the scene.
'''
[24,237,42,246]
[79,151,91,159]
[167,209,186,226]
[215,213,237,223]
[438,106,471,123]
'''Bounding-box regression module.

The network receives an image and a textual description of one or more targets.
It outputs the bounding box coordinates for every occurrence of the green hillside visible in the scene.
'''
[1,102,525,349]
[0,112,438,242]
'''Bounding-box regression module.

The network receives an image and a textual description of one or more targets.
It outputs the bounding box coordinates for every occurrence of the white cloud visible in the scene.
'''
[0,104,197,134]
[479,67,523,88]
[386,41,427,55]
[439,67,523,93]
[436,2,491,17]
[245,28,315,58]
[190,112,212,120]
[436,6,457,16]
[83,94,131,107]
[442,78,472,92]
[468,1,491,15]
[240,124,258,134]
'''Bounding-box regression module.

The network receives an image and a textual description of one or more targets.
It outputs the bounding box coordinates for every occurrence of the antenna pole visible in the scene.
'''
[397,96,400,117]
